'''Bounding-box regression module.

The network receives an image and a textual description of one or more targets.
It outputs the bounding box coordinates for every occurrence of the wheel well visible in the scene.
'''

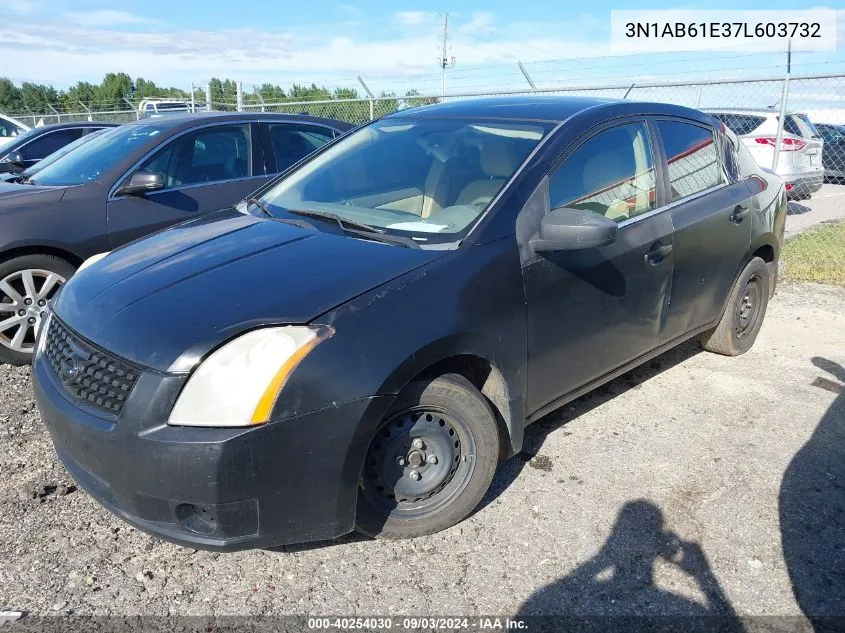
[0,246,82,268]
[413,354,514,459]
[753,244,775,263]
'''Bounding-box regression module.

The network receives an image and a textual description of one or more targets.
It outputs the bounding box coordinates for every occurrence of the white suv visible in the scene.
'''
[0,113,30,150]
[706,109,824,199]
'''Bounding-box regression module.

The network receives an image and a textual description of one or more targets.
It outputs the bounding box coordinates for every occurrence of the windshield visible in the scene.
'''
[31,123,167,186]
[22,129,107,177]
[258,117,554,243]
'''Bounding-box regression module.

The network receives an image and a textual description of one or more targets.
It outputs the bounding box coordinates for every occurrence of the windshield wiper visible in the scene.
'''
[285,208,420,249]
[247,197,273,217]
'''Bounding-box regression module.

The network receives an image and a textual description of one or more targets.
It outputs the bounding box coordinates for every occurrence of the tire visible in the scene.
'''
[0,254,76,366]
[701,257,770,357]
[355,373,499,539]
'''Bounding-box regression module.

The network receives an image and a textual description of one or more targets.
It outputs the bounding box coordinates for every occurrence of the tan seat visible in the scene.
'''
[454,143,517,208]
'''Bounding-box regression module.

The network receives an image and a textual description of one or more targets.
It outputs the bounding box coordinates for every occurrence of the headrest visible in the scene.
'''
[480,143,516,178]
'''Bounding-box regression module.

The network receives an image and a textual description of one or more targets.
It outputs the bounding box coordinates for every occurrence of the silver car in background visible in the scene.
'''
[707,109,824,199]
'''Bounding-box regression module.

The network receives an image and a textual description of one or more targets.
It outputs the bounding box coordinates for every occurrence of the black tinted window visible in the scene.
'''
[20,129,84,161]
[656,121,723,202]
[549,122,655,222]
[138,124,251,188]
[710,113,766,136]
[268,124,333,172]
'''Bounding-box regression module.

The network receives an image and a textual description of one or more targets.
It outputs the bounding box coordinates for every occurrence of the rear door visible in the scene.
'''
[106,122,270,247]
[654,118,752,340]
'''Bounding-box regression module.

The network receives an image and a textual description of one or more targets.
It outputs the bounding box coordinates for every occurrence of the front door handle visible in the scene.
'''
[730,205,750,223]
[644,242,673,266]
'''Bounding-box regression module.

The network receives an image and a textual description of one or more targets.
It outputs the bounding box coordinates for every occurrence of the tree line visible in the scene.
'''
[0,73,438,118]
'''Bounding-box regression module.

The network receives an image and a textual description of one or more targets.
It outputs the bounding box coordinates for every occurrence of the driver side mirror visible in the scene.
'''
[3,150,23,166]
[530,207,617,252]
[115,171,165,196]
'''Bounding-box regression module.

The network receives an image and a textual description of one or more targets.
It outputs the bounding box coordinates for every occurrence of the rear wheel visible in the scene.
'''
[701,256,770,356]
[355,373,499,539]
[0,254,75,366]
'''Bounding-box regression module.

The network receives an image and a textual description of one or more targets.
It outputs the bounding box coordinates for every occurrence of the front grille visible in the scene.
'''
[44,317,140,417]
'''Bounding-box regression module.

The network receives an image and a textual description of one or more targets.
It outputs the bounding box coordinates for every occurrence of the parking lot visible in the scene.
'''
[1,193,843,622]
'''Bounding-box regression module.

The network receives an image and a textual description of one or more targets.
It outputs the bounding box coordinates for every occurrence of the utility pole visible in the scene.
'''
[438,12,456,98]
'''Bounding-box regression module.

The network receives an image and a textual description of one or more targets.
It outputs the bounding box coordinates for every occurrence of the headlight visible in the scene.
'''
[168,326,332,427]
[77,252,110,273]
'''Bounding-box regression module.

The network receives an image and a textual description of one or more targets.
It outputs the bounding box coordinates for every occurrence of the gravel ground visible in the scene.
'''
[0,281,843,621]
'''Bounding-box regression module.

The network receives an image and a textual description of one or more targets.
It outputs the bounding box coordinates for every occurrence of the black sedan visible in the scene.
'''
[0,121,118,174]
[34,97,786,550]
[0,112,352,364]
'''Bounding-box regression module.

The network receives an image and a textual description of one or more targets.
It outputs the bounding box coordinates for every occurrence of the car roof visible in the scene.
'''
[384,96,715,124]
[122,111,354,132]
[30,121,121,132]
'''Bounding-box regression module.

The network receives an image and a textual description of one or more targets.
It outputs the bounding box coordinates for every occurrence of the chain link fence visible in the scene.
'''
[3,72,844,284]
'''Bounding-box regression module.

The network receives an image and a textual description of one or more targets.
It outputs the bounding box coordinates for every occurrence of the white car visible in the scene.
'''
[0,113,30,150]
[706,108,824,199]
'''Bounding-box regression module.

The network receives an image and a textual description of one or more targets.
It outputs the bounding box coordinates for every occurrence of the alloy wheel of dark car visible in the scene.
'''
[356,374,499,539]
[0,254,74,365]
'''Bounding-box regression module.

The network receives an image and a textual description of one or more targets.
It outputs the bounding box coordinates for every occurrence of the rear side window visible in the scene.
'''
[20,129,84,161]
[549,122,656,222]
[710,113,766,136]
[784,114,819,139]
[719,132,740,182]
[656,120,723,202]
[268,123,334,173]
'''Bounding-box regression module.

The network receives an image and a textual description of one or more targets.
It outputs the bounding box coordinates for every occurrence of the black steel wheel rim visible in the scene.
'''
[361,406,476,519]
[734,274,762,338]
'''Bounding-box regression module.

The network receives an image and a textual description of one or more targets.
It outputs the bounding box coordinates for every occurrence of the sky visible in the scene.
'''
[1,0,843,99]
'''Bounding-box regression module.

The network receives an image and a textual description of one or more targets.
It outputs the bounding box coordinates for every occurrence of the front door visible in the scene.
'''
[521,121,674,415]
[107,123,269,247]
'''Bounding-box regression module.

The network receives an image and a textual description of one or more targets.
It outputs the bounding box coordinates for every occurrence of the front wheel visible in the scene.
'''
[0,254,75,366]
[355,373,499,539]
[701,256,770,356]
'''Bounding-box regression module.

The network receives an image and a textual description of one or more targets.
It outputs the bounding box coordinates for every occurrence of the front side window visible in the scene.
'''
[136,124,251,189]
[19,129,84,161]
[656,120,723,202]
[29,123,168,187]
[268,123,334,173]
[549,122,656,223]
[258,117,553,242]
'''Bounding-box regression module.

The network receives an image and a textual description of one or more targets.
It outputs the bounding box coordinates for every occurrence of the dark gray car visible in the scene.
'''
[0,121,119,174]
[0,112,352,364]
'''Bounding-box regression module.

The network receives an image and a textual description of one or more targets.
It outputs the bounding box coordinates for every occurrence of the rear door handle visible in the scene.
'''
[730,205,750,223]
[644,243,673,266]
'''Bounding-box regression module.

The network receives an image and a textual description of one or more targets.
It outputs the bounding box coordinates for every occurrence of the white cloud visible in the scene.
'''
[394,11,436,26]
[336,4,359,14]
[63,9,160,27]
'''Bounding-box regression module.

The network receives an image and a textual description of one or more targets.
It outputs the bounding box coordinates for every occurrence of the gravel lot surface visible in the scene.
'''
[1,281,843,621]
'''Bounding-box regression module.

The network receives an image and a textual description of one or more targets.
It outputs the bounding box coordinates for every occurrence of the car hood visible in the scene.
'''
[55,208,446,373]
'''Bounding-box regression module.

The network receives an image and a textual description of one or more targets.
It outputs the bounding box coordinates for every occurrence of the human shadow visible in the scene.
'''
[779,357,845,633]
[517,500,744,633]
[480,338,703,511]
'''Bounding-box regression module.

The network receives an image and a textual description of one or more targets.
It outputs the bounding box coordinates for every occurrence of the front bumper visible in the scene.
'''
[33,354,393,551]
